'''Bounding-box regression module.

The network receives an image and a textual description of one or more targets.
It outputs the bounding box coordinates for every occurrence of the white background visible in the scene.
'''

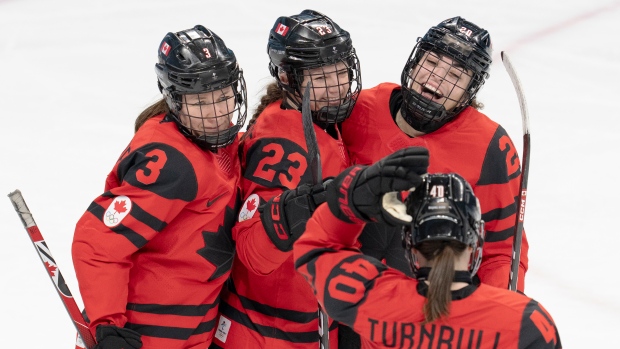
[1,0,618,347]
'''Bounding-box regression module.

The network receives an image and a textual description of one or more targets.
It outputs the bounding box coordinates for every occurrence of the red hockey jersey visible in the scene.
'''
[212,102,350,348]
[72,114,240,349]
[341,83,528,291]
[294,205,561,349]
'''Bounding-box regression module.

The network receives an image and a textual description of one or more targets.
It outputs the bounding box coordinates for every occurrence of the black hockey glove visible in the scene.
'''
[93,325,142,349]
[327,147,429,226]
[260,180,331,252]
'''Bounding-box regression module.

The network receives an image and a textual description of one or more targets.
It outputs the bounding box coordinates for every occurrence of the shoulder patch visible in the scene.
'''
[238,194,260,222]
[104,196,132,227]
[478,126,521,185]
[116,143,198,201]
[244,137,313,189]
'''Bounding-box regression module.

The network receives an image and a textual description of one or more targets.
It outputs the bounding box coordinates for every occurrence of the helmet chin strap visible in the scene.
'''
[416,267,473,284]
[281,88,353,128]
[314,99,355,125]
[400,88,454,134]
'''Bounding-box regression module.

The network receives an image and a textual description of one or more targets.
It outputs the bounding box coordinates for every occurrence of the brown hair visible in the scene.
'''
[134,99,170,133]
[416,240,467,323]
[471,98,484,110]
[247,81,284,129]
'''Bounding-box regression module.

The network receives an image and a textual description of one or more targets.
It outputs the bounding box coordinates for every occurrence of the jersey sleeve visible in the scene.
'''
[294,204,423,337]
[475,125,529,291]
[72,142,197,330]
[519,300,562,349]
[233,135,316,275]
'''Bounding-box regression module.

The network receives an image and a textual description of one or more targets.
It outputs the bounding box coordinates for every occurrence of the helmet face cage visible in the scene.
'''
[166,73,247,150]
[288,52,361,125]
[402,173,485,276]
[400,17,492,134]
[155,25,247,150]
[267,9,361,125]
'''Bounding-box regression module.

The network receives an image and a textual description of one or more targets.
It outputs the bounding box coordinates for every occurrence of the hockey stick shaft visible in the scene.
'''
[501,52,531,292]
[8,190,96,349]
[301,83,329,349]
[302,82,322,183]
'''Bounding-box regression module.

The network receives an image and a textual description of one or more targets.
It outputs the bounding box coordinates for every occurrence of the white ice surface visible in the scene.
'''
[1,1,619,347]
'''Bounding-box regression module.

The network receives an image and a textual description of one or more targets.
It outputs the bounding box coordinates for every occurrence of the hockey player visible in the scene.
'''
[211,9,361,349]
[294,156,562,349]
[341,16,528,291]
[72,25,247,349]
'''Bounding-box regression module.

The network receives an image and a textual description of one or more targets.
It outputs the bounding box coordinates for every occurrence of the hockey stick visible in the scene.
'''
[302,82,322,185]
[501,52,531,292]
[8,190,96,349]
[301,83,330,349]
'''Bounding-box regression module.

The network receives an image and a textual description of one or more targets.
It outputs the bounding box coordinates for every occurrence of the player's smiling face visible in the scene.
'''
[408,51,473,111]
[300,61,350,112]
[178,87,236,137]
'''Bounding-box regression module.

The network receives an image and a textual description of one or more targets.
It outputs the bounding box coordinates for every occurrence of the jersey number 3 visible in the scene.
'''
[136,149,168,185]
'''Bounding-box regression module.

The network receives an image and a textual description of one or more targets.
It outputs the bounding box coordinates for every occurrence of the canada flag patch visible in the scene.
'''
[238,194,260,222]
[104,196,132,228]
[275,23,289,36]
[160,42,171,56]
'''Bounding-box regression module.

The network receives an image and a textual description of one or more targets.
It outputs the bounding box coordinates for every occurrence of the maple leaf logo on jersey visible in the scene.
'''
[247,199,256,211]
[238,194,260,222]
[114,200,127,213]
[197,205,237,281]
[104,196,132,228]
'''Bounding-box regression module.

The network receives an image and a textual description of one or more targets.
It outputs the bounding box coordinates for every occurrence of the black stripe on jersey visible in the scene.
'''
[125,319,216,340]
[93,194,167,232]
[484,227,513,243]
[218,301,337,343]
[129,203,167,232]
[111,224,148,248]
[227,278,316,323]
[481,201,516,224]
[294,247,334,271]
[87,201,154,248]
[127,301,218,316]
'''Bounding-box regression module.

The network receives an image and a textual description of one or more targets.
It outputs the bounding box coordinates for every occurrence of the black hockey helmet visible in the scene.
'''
[402,173,485,275]
[155,25,247,151]
[400,17,492,133]
[267,9,361,125]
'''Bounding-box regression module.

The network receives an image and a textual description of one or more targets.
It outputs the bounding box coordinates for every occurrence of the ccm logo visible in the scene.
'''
[519,190,527,222]
[270,195,288,240]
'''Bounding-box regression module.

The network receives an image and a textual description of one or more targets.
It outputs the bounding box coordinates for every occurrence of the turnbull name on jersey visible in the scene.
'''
[367,318,501,349]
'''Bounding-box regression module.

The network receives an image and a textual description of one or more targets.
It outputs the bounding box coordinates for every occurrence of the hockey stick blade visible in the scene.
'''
[8,190,96,349]
[301,83,330,348]
[302,82,322,184]
[501,52,531,292]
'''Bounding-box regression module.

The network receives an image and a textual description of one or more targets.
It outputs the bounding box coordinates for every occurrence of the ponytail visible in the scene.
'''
[417,240,466,323]
[134,99,170,133]
[247,81,284,129]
